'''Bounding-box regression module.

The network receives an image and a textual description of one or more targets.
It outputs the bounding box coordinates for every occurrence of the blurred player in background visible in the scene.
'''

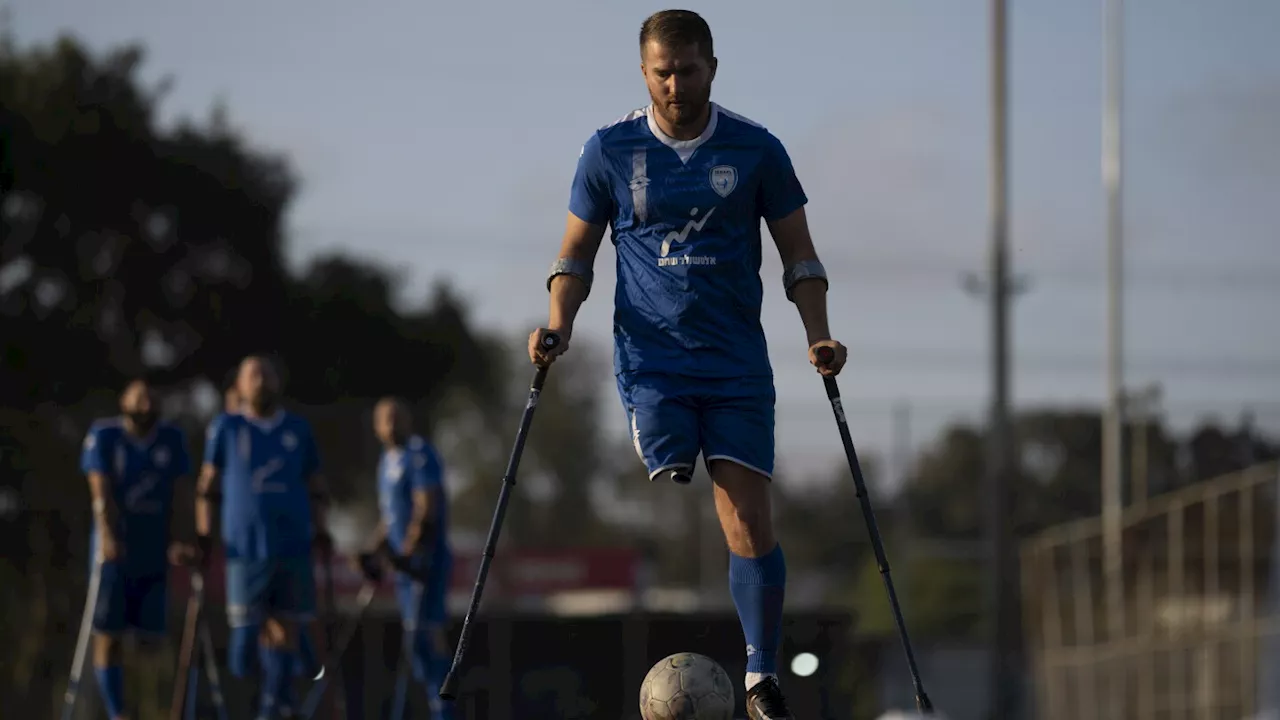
[530,9,847,719]
[218,374,322,700]
[196,355,329,720]
[359,397,454,719]
[80,378,193,720]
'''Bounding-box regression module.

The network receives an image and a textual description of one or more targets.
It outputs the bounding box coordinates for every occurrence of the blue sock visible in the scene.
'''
[294,631,317,678]
[94,665,125,718]
[229,624,259,678]
[276,649,296,712]
[728,543,787,675]
[409,629,432,685]
[258,645,286,716]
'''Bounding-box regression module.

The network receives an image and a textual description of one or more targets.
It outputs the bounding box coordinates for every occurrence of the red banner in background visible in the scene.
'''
[170,545,638,604]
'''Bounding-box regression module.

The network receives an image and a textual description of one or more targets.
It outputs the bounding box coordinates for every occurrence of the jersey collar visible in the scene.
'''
[117,416,159,450]
[244,409,286,432]
[646,103,719,164]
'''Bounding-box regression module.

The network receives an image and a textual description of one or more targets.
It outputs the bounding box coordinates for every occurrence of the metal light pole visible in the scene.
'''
[985,0,1020,716]
[1101,0,1127,714]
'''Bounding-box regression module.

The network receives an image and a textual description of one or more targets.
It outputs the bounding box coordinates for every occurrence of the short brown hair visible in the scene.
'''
[639,10,714,61]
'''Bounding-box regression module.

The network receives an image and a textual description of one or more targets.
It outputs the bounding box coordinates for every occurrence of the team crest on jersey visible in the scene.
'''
[709,165,738,198]
[281,431,297,451]
[152,446,170,468]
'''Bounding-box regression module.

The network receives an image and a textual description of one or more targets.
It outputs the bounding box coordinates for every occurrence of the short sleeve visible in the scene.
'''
[410,446,443,492]
[758,133,808,222]
[203,414,228,469]
[568,133,614,226]
[80,426,108,475]
[171,428,192,477]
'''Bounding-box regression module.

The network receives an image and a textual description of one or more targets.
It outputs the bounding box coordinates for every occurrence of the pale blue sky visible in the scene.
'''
[9,0,1279,482]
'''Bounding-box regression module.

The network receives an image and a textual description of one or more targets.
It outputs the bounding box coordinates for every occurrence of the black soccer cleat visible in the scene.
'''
[745,676,794,720]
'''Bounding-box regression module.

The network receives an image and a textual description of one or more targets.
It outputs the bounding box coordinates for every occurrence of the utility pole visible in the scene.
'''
[1102,0,1127,712]
[987,0,1019,715]
[963,4,1029,712]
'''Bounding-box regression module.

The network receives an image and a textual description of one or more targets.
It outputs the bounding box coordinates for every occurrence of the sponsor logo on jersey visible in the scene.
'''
[658,207,719,267]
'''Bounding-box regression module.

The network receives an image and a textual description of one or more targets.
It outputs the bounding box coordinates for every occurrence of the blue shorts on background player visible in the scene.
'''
[81,379,192,720]
[198,355,327,719]
[368,397,454,719]
[532,10,849,720]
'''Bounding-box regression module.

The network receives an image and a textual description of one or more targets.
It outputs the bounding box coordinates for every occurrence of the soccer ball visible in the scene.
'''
[639,652,735,720]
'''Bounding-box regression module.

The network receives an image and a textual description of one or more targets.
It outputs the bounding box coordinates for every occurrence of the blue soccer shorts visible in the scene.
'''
[225,556,317,628]
[91,561,168,636]
[617,371,776,481]
[394,551,453,632]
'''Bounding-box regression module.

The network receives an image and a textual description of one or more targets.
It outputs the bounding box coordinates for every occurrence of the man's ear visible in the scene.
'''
[709,56,718,81]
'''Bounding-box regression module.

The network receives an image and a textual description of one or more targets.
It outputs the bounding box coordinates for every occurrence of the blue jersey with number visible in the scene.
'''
[204,411,319,561]
[81,418,191,576]
[569,103,808,379]
[378,435,449,561]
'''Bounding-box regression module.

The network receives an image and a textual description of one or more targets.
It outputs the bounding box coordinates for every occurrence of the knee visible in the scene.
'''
[92,633,121,667]
[261,617,297,649]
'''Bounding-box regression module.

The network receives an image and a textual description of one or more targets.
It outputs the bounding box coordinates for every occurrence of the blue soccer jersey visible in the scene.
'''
[378,436,449,561]
[204,411,320,561]
[569,103,808,379]
[81,419,191,576]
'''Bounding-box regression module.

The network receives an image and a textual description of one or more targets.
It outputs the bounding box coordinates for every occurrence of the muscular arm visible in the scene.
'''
[399,488,436,557]
[768,206,832,345]
[547,213,608,333]
[195,463,220,538]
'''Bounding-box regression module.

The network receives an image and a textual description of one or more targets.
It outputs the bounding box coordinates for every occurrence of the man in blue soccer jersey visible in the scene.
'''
[528,10,848,719]
[196,355,329,720]
[360,397,454,719]
[81,378,193,720]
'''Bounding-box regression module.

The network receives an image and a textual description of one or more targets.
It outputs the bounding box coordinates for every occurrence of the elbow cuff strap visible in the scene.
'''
[783,259,829,302]
[547,257,594,298]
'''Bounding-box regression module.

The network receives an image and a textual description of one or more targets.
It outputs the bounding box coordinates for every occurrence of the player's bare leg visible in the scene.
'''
[710,459,793,720]
[92,633,129,720]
